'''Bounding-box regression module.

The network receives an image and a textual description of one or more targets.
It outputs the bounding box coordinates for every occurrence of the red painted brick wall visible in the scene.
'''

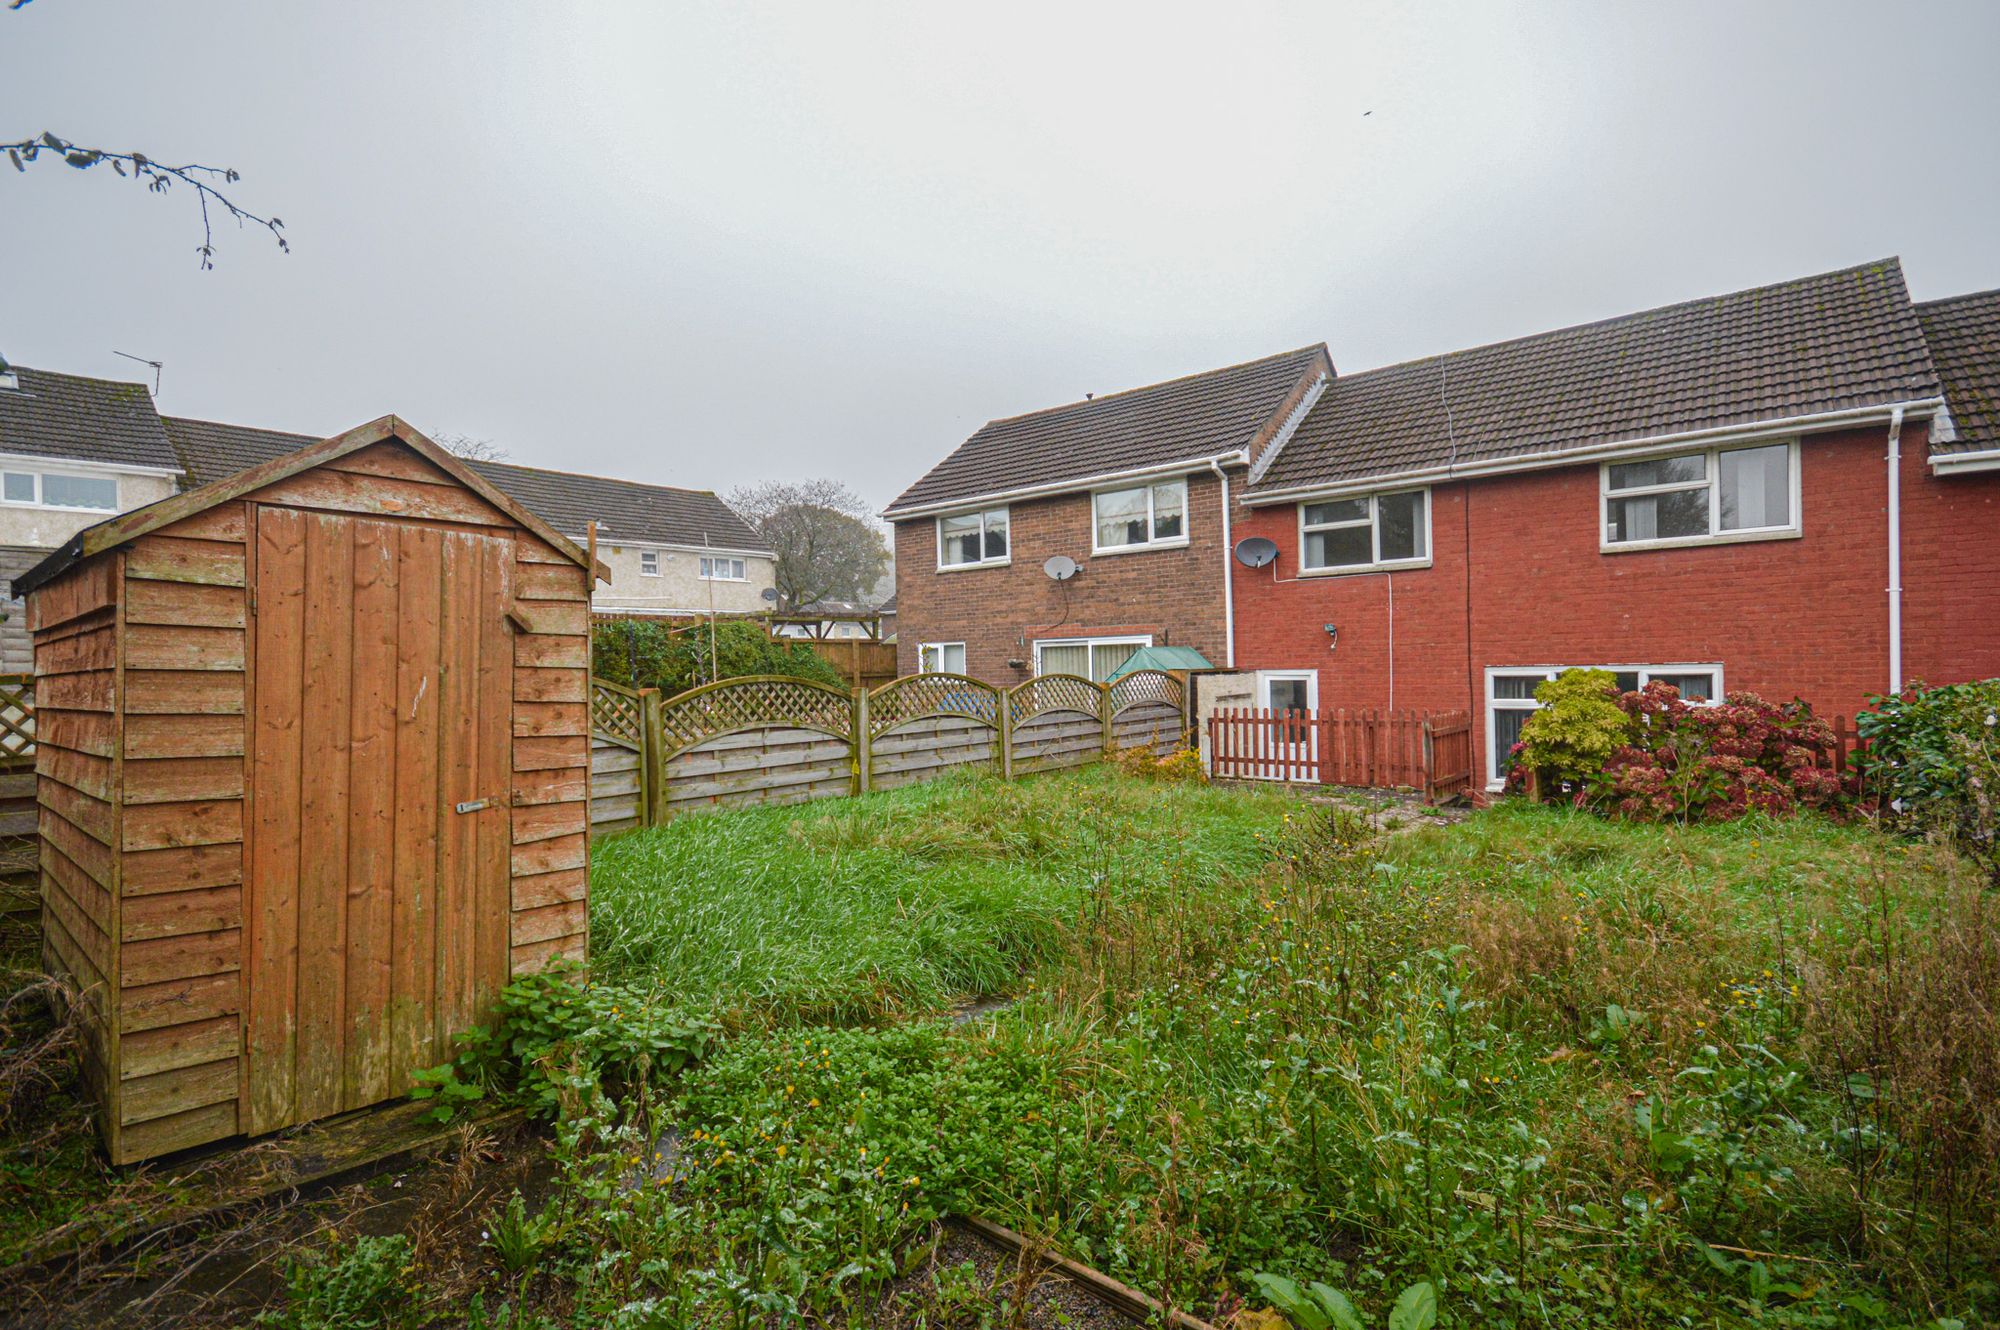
[892,470,1232,684]
[1231,421,2000,787]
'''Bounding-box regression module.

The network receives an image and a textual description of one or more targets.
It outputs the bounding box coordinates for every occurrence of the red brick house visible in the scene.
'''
[1231,258,1999,789]
[890,258,2000,789]
[884,345,1330,682]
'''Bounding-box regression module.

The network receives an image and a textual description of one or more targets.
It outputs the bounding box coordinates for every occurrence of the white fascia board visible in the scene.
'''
[1930,447,2000,476]
[0,450,184,480]
[881,451,1249,522]
[1241,398,1945,506]
[569,533,776,560]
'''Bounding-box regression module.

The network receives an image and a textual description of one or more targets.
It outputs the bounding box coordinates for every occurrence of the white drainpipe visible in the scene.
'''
[1886,405,1906,693]
[1209,458,1236,668]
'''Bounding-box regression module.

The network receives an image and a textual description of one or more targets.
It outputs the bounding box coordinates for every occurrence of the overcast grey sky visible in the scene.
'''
[6,2,1997,510]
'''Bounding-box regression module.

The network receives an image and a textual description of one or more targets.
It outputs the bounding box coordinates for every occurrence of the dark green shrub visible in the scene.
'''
[1856,678,2000,883]
[258,1234,419,1330]
[590,618,846,697]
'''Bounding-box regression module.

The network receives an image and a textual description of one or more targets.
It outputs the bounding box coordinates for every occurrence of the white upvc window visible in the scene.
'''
[0,469,119,512]
[1033,634,1151,683]
[1092,477,1187,552]
[918,642,967,674]
[1298,488,1429,572]
[639,550,660,576]
[1601,440,1799,549]
[1484,663,1724,789]
[1257,669,1318,714]
[698,556,746,581]
[937,507,1010,568]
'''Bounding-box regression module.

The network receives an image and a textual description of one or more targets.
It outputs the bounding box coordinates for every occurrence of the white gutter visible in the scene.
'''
[882,450,1249,522]
[1208,458,1236,667]
[1241,398,1945,506]
[1886,405,1906,694]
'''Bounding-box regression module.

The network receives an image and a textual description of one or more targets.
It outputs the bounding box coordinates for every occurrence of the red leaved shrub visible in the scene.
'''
[1597,683,1856,821]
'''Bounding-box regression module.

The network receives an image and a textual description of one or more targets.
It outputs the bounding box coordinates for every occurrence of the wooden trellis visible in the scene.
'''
[587,668,1191,832]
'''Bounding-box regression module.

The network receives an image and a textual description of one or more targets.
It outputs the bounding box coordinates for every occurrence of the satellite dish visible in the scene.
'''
[1233,536,1279,568]
[761,587,779,603]
[1043,555,1079,581]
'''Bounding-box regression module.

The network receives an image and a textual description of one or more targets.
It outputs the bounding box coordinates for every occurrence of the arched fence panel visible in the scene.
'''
[867,673,1003,791]
[587,668,1195,835]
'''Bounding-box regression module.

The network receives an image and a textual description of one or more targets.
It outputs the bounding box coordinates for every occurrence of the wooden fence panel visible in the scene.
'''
[1206,705,1473,802]
[871,715,998,790]
[1110,699,1184,755]
[589,736,644,835]
[1010,710,1103,773]
[664,727,854,814]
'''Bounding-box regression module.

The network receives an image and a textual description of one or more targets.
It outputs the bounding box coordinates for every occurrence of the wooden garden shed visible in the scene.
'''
[19,417,600,1164]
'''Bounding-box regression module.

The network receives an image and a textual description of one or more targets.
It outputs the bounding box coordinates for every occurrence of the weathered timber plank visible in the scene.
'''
[124,714,245,759]
[121,928,241,988]
[122,798,244,852]
[122,971,242,1033]
[511,767,590,806]
[509,900,586,946]
[510,868,586,911]
[390,522,442,1094]
[123,756,245,805]
[126,536,246,587]
[121,884,242,942]
[514,632,587,668]
[122,1015,240,1080]
[124,670,245,715]
[125,624,247,672]
[123,843,244,895]
[513,667,586,703]
[510,832,585,877]
[512,800,585,845]
[514,736,587,771]
[121,1057,238,1125]
[124,578,246,628]
[345,517,400,1112]
[114,1099,238,1164]
[244,468,514,528]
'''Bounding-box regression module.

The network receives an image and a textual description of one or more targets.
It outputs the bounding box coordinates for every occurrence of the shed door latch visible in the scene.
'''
[454,798,492,815]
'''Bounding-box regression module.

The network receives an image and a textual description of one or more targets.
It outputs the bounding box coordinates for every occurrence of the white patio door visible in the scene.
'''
[1256,671,1318,781]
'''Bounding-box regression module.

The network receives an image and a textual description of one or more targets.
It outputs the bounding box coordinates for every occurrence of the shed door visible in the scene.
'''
[244,506,515,1135]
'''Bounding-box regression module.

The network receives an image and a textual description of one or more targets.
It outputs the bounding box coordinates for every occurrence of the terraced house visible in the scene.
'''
[889,258,2000,789]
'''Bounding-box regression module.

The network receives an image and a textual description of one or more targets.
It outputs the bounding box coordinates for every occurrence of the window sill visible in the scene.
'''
[1090,538,1191,558]
[1296,557,1432,578]
[935,558,1012,573]
[0,502,119,514]
[1600,527,1800,555]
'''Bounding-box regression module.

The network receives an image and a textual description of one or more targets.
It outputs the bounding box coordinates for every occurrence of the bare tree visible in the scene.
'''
[727,478,890,613]
[430,431,510,463]
[6,130,287,269]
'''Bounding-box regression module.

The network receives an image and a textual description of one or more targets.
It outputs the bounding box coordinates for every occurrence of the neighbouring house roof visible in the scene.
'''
[165,414,773,555]
[19,416,597,596]
[1250,259,1943,497]
[885,344,1330,516]
[1105,644,1213,680]
[1915,290,2000,456]
[0,367,183,472]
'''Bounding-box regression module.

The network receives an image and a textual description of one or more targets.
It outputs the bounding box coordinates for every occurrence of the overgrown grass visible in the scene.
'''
[587,767,1293,1022]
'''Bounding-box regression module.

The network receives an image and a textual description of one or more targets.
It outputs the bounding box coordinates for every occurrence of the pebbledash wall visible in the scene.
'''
[892,470,1232,683]
[1231,418,2000,789]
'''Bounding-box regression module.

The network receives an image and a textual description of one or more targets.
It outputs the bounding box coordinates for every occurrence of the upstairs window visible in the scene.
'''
[938,508,1009,567]
[1093,478,1186,551]
[1298,488,1428,571]
[699,556,746,581]
[1,469,118,511]
[1603,441,1796,547]
[639,550,660,576]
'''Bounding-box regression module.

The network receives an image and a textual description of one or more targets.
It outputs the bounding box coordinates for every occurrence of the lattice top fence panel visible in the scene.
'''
[659,675,856,757]
[591,679,645,750]
[1006,673,1104,724]
[1108,669,1184,717]
[868,673,1001,737]
[0,674,34,768]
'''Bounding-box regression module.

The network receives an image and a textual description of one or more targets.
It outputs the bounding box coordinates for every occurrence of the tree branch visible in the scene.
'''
[6,130,288,269]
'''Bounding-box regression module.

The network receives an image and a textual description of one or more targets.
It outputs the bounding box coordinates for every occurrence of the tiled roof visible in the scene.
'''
[0,367,182,472]
[886,345,1329,515]
[1252,259,1941,495]
[1916,290,2000,455]
[165,415,771,553]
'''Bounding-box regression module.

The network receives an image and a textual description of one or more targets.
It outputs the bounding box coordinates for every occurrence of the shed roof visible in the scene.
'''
[18,416,598,596]
[1250,259,1942,496]
[0,367,182,472]
[165,414,769,553]
[1106,644,1213,680]
[885,345,1330,516]
[1915,289,2000,456]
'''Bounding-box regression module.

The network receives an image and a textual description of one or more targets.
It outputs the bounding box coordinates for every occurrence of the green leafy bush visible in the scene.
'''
[1855,678,2000,884]
[1512,668,1630,795]
[590,617,845,697]
[258,1234,420,1330]
[413,965,718,1122]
